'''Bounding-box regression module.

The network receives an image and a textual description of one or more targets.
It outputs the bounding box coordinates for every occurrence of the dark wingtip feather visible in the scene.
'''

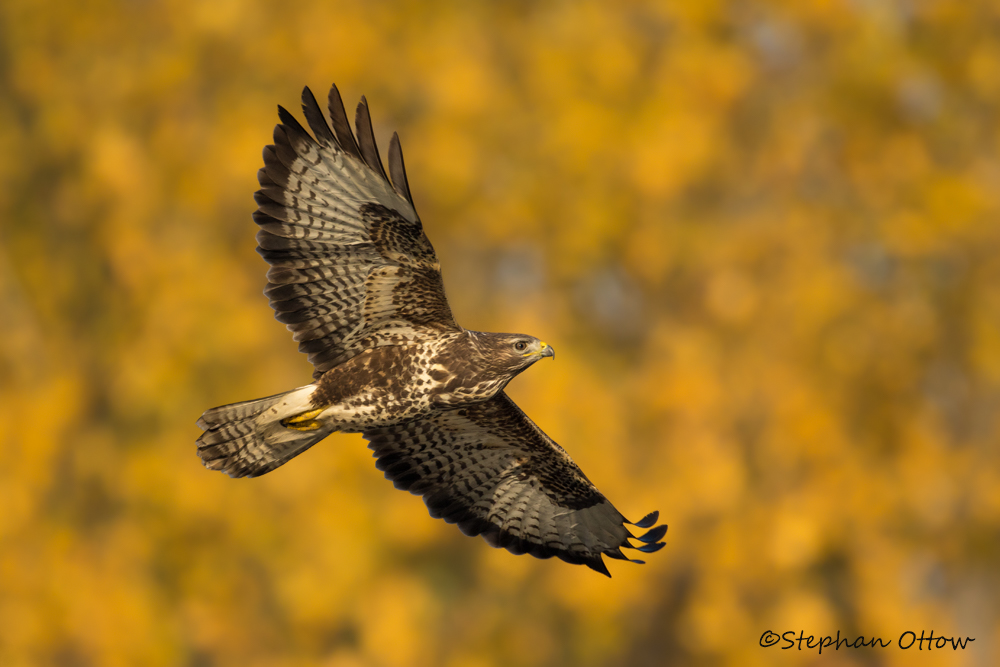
[606,546,652,565]
[636,525,668,544]
[327,84,363,160]
[257,167,276,188]
[636,541,666,554]
[586,558,612,578]
[388,132,416,208]
[355,95,389,182]
[301,86,336,147]
[276,105,312,142]
[631,511,660,528]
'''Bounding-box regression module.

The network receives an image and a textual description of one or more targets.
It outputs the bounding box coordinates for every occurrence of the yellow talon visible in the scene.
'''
[286,408,324,423]
[282,408,325,431]
[286,421,322,432]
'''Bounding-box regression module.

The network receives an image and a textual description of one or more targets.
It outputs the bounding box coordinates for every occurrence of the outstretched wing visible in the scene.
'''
[363,392,667,576]
[255,84,460,377]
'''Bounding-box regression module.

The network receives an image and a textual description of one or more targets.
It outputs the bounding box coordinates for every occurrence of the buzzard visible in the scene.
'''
[197,84,667,576]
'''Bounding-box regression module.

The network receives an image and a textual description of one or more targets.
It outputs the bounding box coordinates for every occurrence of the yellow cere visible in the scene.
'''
[525,341,549,356]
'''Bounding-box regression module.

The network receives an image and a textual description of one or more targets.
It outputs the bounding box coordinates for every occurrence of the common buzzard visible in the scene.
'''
[197,84,666,576]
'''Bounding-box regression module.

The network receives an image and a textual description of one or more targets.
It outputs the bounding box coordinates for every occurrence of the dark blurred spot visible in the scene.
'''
[897,75,943,123]
[922,360,973,444]
[49,643,92,667]
[573,267,644,341]
[844,243,896,290]
[324,621,360,652]
[901,554,949,600]
[925,253,965,289]
[186,649,214,667]
[493,245,546,299]
[747,18,802,71]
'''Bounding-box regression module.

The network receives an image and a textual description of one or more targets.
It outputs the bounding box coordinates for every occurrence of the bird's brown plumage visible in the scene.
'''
[196,84,666,576]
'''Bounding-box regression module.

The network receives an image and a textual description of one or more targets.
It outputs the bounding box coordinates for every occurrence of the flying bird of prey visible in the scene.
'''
[196,84,666,576]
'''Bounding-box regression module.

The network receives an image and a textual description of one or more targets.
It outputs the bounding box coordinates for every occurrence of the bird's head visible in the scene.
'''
[474,332,555,377]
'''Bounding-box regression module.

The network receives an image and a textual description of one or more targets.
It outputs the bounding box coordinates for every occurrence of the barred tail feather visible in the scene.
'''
[196,385,332,478]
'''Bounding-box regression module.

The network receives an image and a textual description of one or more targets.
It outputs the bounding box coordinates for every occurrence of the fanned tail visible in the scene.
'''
[196,385,332,477]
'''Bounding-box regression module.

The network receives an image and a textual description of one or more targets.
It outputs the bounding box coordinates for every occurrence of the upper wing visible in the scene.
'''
[255,84,461,377]
[363,392,667,576]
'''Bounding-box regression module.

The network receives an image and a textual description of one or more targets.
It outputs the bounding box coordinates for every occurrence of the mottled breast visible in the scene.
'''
[309,343,446,429]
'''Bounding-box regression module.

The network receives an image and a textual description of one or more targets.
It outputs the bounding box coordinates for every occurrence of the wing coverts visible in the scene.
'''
[365,393,666,575]
[254,85,459,377]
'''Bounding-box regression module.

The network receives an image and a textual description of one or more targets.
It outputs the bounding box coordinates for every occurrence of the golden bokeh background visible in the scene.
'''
[2,1,999,665]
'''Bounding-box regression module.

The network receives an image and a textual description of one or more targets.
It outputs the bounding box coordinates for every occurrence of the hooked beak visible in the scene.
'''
[539,341,555,359]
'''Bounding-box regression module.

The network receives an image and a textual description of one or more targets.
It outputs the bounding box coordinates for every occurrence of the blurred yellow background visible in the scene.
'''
[2,0,999,665]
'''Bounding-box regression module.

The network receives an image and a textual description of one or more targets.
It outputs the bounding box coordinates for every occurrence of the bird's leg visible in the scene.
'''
[281,407,325,431]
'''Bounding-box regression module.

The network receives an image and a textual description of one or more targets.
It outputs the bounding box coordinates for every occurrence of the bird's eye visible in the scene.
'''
[514,341,527,352]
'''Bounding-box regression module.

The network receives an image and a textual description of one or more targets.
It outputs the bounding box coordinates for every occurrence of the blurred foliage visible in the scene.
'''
[2,0,1000,665]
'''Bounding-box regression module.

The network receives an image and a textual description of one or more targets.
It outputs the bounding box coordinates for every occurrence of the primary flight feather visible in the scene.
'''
[196,84,667,576]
